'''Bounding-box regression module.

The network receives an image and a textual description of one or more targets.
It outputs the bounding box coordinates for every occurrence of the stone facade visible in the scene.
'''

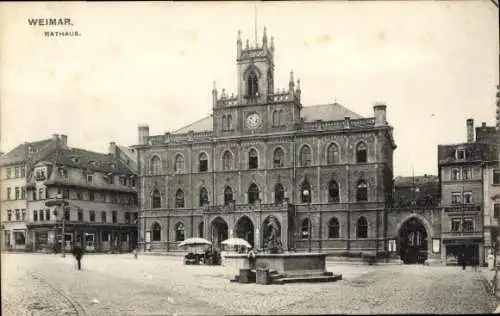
[134,29,447,259]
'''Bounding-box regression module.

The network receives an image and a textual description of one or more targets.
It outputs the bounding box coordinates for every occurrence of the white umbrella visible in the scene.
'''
[178,237,212,248]
[221,238,252,249]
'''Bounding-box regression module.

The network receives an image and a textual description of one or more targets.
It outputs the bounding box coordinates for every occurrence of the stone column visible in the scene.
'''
[255,227,261,249]
[281,213,288,251]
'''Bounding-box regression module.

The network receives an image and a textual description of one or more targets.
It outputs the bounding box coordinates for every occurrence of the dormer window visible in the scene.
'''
[71,157,79,164]
[456,149,465,160]
[89,160,96,167]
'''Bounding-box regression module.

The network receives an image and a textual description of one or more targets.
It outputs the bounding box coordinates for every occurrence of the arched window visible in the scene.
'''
[275,183,285,204]
[152,189,161,208]
[199,187,209,207]
[326,143,339,165]
[150,156,161,175]
[300,145,312,167]
[198,222,204,238]
[356,142,367,163]
[224,186,233,205]
[273,147,284,168]
[301,218,310,239]
[356,180,368,201]
[175,189,184,208]
[199,152,208,172]
[175,222,185,242]
[247,70,259,99]
[328,180,339,203]
[227,114,233,130]
[222,114,227,130]
[248,183,259,204]
[151,222,161,241]
[248,149,258,169]
[174,154,184,172]
[301,180,312,203]
[222,151,233,171]
[356,217,368,238]
[328,217,340,239]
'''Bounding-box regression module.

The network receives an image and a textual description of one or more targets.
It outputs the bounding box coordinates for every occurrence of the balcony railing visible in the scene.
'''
[441,230,483,239]
[444,204,481,213]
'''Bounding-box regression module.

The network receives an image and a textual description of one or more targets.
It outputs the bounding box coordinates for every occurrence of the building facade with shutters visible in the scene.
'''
[134,29,400,255]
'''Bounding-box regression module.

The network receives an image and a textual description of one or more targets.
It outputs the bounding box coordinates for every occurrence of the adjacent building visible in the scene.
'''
[0,134,139,252]
[0,137,56,250]
[438,119,499,265]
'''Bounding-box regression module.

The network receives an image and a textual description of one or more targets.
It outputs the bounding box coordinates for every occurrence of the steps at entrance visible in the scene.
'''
[273,274,342,284]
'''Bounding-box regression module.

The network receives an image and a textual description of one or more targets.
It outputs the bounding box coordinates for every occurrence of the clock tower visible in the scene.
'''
[212,27,302,136]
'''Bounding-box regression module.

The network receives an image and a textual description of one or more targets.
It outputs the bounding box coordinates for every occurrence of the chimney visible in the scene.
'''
[466,118,474,142]
[373,102,387,126]
[52,134,59,141]
[109,142,117,156]
[60,135,67,146]
[138,124,150,145]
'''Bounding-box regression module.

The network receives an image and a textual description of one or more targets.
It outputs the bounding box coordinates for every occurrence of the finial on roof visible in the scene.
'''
[270,36,275,51]
[246,39,249,49]
[237,30,242,43]
[297,78,301,91]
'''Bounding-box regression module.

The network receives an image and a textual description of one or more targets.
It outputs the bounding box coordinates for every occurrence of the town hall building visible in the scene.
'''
[133,28,407,257]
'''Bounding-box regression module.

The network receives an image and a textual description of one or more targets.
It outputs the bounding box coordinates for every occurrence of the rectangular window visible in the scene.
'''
[101,211,107,223]
[463,218,474,232]
[112,211,117,224]
[131,179,136,187]
[87,174,93,183]
[451,168,460,181]
[32,191,37,201]
[39,210,44,221]
[494,171,500,185]
[494,204,500,219]
[14,167,19,178]
[6,167,11,179]
[64,209,70,221]
[15,209,20,221]
[463,192,472,204]
[45,209,50,221]
[33,210,38,221]
[133,212,138,223]
[38,188,45,200]
[89,191,95,201]
[20,167,25,177]
[451,218,461,232]
[21,209,26,221]
[63,189,69,199]
[451,192,461,205]
[77,210,83,221]
[89,210,95,222]
[15,187,19,200]
[456,149,465,160]
[21,187,25,199]
[76,192,83,200]
[7,210,12,221]
[124,212,130,224]
[462,168,472,180]
[6,187,11,200]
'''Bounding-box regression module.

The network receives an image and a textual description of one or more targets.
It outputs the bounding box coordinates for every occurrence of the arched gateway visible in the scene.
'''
[398,217,428,264]
[210,217,228,250]
[235,216,255,247]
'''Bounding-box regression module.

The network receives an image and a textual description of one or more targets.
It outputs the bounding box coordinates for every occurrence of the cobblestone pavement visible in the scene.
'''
[1,253,498,315]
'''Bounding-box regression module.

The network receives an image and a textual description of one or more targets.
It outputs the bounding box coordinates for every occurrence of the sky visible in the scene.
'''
[0,1,498,176]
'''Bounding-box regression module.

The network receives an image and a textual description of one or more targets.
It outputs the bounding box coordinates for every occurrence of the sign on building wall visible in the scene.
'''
[388,239,397,252]
[432,239,440,253]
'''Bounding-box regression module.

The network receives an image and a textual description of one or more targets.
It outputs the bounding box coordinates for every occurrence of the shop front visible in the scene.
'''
[443,238,484,266]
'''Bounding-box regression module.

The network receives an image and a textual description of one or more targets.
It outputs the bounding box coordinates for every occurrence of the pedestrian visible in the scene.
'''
[133,248,138,260]
[72,246,85,271]
[460,251,466,270]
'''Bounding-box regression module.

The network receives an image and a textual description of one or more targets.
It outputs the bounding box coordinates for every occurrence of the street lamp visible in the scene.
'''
[302,189,311,253]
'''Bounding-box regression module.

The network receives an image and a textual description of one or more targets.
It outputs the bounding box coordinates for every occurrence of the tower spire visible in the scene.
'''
[254,3,258,47]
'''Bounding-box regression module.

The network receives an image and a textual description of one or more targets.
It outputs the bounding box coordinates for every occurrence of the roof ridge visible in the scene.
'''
[172,115,211,133]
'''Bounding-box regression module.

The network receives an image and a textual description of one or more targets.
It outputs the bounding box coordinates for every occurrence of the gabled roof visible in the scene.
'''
[171,103,364,134]
[0,138,53,166]
[44,146,135,175]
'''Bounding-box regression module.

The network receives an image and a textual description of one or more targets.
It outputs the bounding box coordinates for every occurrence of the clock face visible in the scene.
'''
[246,113,261,129]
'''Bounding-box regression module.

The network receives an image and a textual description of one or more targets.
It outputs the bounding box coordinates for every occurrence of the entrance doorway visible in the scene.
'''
[211,217,228,250]
[235,216,255,248]
[399,217,428,264]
